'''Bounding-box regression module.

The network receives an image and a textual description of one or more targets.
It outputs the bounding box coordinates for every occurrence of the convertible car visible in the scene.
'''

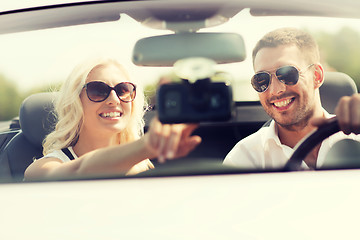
[0,0,360,239]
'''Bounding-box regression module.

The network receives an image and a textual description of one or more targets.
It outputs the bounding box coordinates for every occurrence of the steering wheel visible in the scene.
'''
[283,117,340,171]
[139,117,341,176]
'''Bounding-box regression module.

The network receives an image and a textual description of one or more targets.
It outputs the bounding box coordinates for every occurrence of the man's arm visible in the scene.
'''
[311,94,360,135]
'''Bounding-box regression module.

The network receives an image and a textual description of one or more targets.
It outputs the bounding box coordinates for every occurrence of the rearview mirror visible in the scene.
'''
[132,32,246,66]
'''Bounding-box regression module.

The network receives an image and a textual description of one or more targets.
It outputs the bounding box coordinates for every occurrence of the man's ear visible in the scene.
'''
[313,64,324,89]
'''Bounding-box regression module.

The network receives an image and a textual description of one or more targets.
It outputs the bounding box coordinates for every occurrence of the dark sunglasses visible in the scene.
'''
[251,64,314,93]
[84,81,136,102]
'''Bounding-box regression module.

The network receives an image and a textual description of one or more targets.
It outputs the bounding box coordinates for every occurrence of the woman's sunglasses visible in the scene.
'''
[84,81,136,102]
[251,64,314,93]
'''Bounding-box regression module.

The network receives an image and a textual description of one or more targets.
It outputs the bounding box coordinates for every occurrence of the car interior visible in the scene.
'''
[1,1,360,183]
[0,71,357,181]
[2,2,360,239]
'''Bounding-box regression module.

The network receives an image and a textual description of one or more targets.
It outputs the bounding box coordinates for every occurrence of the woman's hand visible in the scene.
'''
[144,117,202,163]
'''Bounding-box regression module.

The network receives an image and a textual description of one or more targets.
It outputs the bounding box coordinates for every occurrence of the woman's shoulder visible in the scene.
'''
[41,148,73,163]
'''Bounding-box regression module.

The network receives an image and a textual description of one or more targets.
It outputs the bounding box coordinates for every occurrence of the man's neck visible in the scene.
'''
[277,123,321,169]
[277,122,316,148]
[276,108,326,169]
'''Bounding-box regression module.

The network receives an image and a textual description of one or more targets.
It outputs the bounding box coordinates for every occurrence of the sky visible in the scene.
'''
[1,1,360,100]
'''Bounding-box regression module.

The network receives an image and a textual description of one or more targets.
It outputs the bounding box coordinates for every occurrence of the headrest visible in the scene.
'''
[19,92,57,147]
[320,72,358,114]
[17,72,357,146]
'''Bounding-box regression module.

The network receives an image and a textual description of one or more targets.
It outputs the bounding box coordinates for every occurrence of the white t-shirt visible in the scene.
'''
[42,147,78,162]
[223,116,360,170]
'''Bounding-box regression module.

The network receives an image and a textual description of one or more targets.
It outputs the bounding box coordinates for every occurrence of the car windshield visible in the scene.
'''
[1,9,360,101]
[1,1,360,182]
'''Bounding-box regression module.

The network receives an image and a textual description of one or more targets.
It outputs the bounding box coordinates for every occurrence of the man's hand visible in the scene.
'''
[311,94,360,135]
[144,117,202,163]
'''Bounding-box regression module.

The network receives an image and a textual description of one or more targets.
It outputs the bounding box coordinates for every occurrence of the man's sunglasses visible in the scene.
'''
[251,64,314,93]
[84,81,136,102]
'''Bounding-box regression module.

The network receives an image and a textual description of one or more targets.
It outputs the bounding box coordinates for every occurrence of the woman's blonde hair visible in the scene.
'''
[43,57,146,155]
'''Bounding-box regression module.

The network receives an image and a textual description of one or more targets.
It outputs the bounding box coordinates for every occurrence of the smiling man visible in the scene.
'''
[224,27,360,170]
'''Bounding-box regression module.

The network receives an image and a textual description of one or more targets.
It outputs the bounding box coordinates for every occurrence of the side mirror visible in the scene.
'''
[132,32,246,66]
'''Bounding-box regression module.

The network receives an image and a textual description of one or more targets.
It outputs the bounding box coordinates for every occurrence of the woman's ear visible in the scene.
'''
[313,64,324,89]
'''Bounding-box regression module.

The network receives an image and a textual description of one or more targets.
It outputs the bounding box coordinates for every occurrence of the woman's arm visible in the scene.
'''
[24,118,201,181]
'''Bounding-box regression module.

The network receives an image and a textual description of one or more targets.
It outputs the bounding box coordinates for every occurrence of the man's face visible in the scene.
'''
[254,45,316,130]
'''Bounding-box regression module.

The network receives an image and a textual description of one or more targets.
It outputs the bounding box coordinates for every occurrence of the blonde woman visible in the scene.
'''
[24,58,201,180]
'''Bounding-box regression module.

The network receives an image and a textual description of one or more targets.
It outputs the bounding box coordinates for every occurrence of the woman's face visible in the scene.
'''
[79,63,133,138]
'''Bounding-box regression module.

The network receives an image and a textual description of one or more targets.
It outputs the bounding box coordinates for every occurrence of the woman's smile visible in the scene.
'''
[99,111,122,119]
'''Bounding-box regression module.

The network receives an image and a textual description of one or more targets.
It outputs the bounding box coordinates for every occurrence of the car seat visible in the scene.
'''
[320,71,358,114]
[0,71,358,181]
[0,92,56,181]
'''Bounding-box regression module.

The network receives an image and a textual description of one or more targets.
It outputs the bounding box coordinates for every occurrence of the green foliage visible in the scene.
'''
[0,75,23,121]
[144,83,157,105]
[0,75,61,121]
[313,27,360,90]
[22,82,61,97]
[2,27,360,121]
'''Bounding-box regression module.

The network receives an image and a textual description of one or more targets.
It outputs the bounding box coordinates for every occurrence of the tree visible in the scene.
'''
[0,73,61,122]
[313,27,360,90]
[0,75,23,121]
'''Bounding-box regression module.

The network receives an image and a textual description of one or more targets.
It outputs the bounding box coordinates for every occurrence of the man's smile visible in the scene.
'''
[271,97,295,110]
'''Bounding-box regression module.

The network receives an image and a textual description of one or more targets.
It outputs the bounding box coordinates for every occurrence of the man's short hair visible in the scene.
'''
[252,27,320,65]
